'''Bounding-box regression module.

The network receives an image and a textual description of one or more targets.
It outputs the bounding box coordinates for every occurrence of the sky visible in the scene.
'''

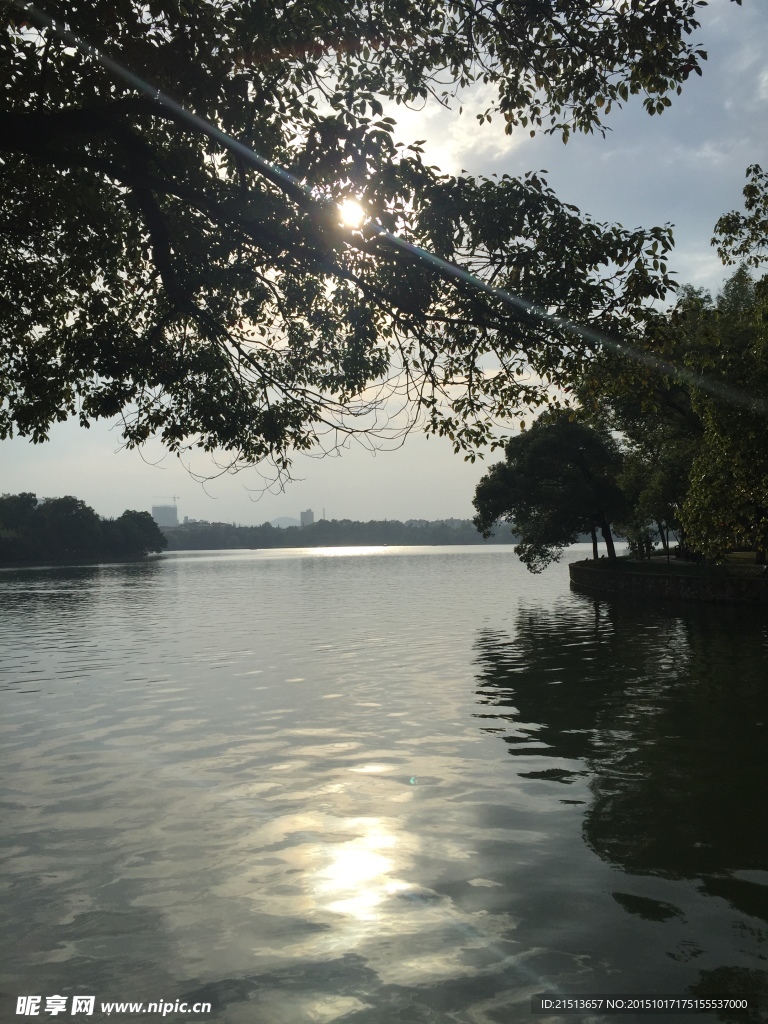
[2,0,767,525]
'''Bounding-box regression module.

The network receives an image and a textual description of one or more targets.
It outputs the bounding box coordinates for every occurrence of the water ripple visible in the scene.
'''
[1,546,766,1022]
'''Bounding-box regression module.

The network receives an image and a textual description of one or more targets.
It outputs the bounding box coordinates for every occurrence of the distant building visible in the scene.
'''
[152,504,178,528]
[300,508,314,527]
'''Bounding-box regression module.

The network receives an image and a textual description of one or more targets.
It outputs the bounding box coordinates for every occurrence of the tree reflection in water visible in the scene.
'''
[473,595,768,1014]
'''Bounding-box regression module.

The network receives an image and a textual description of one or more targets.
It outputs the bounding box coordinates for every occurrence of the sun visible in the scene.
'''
[338,198,366,229]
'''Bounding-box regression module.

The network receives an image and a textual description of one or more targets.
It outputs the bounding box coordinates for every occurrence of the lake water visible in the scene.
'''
[1,545,767,1023]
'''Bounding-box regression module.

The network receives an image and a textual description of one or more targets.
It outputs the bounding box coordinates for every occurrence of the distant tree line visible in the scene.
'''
[0,493,167,564]
[163,517,521,551]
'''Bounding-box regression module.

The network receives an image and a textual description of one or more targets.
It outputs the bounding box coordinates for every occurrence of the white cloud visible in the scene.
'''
[388,82,526,177]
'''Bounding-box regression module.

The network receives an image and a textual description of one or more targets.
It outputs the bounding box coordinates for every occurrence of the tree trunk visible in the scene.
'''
[590,525,599,561]
[599,516,617,561]
[657,520,669,560]
[676,525,686,560]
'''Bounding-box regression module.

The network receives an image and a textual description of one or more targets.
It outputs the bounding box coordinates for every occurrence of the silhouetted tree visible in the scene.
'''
[0,491,38,561]
[103,510,168,558]
[577,255,768,562]
[473,412,627,572]
[675,268,768,561]
[2,0,719,471]
[0,493,167,562]
[34,496,103,559]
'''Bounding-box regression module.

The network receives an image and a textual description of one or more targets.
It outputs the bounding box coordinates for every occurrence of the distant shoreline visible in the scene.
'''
[160,517,521,551]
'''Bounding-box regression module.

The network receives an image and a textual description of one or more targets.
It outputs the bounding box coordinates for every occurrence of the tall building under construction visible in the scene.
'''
[152,504,178,528]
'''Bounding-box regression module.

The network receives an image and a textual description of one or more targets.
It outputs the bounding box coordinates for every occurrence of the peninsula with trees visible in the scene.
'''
[472,261,768,603]
[0,493,167,565]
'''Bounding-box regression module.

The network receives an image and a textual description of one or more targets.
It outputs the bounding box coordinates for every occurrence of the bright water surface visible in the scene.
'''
[1,545,767,1023]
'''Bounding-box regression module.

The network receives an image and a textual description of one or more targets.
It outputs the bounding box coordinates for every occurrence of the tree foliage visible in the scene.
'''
[576,264,768,563]
[713,164,768,269]
[0,492,167,562]
[472,411,627,572]
[0,0,727,473]
[575,310,702,557]
[672,269,768,560]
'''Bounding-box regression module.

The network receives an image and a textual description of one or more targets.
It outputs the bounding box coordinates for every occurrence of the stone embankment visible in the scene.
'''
[569,560,768,605]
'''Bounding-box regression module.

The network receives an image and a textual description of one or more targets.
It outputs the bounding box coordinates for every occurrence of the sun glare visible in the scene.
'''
[338,198,366,229]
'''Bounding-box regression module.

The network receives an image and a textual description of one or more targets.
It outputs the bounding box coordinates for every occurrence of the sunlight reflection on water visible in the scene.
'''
[1,545,766,1022]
